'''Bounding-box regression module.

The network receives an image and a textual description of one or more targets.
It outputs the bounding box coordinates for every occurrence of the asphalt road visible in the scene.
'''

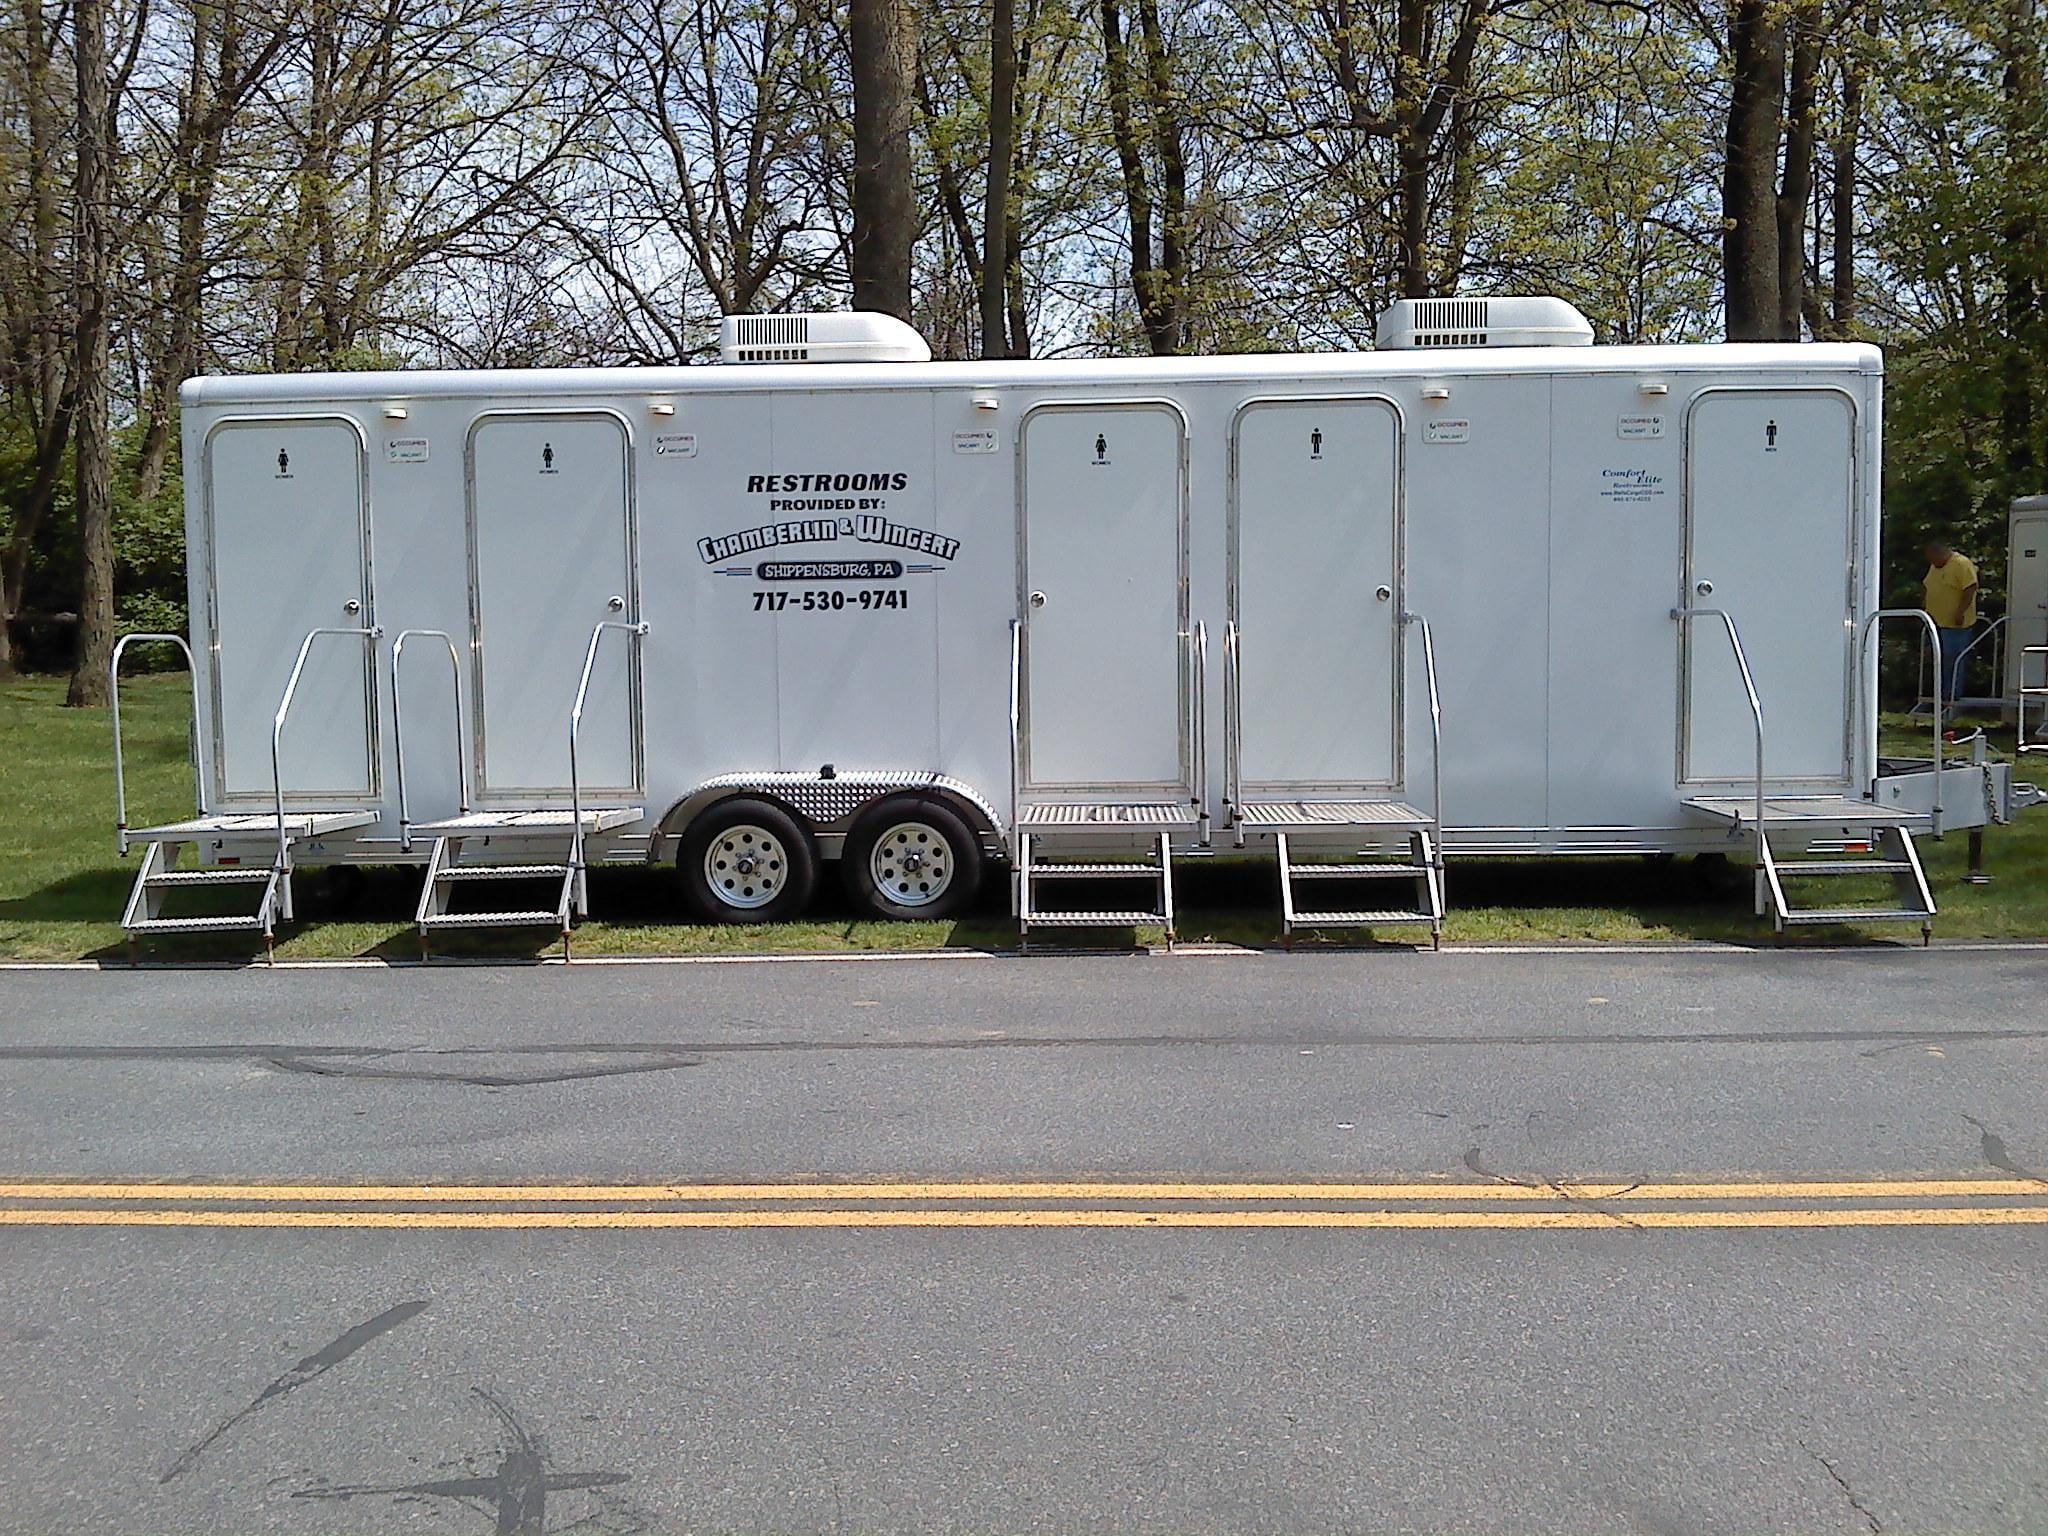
[2,947,2046,1533]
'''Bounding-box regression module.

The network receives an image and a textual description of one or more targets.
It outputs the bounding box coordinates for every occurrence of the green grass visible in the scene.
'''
[4,674,2046,961]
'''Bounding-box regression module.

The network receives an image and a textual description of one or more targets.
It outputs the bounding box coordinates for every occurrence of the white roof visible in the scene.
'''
[181,341,1883,407]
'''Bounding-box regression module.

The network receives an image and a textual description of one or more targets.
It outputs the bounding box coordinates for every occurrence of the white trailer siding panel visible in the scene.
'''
[1403,376,1554,829]
[1544,374,1685,830]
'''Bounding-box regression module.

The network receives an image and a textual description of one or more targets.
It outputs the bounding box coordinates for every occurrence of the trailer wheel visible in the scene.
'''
[679,798,817,923]
[841,796,983,920]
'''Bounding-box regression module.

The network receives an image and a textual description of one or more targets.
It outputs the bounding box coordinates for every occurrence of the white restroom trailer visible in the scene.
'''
[112,298,2039,951]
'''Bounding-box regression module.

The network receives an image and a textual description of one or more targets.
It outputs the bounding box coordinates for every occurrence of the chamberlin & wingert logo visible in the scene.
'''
[696,514,962,565]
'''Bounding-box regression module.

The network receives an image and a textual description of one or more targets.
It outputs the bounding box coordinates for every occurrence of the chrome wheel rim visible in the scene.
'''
[704,825,790,910]
[868,821,955,908]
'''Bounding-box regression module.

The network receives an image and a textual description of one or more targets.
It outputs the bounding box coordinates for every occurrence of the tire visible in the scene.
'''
[841,795,983,920]
[678,797,818,923]
[1690,850,1747,899]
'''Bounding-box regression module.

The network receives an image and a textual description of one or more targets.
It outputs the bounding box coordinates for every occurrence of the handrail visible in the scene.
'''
[110,632,201,854]
[1951,614,2006,688]
[1917,614,2008,710]
[568,617,649,914]
[1007,618,1023,842]
[390,628,469,852]
[1672,607,1767,896]
[1401,612,1446,861]
[1860,607,1942,835]
[1222,620,1242,834]
[272,626,383,877]
[2022,646,2048,753]
[1187,620,1209,836]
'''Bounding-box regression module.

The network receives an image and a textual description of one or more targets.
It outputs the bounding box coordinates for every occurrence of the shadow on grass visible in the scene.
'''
[3,849,1920,962]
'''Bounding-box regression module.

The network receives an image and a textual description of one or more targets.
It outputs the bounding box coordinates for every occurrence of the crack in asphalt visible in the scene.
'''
[263,1051,703,1088]
[1462,1144,1643,1229]
[1803,1442,1882,1534]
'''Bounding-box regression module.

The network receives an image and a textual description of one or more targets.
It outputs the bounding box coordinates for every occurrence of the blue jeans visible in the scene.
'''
[1937,625,1973,705]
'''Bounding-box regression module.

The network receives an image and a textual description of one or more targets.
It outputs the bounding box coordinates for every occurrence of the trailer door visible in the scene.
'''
[1682,390,1855,784]
[468,412,638,799]
[1020,404,1187,793]
[1231,398,1400,791]
[205,417,375,800]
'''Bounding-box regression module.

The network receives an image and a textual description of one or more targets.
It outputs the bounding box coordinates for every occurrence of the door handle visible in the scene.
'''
[1694,579,1715,597]
[607,595,625,612]
[1029,591,1047,610]
[1375,585,1392,602]
[342,599,362,615]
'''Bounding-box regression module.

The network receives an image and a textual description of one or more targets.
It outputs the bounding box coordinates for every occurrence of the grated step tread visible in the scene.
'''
[418,910,566,930]
[1290,909,1437,926]
[143,868,275,886]
[1022,911,1167,927]
[437,864,572,881]
[1287,863,1432,879]
[125,915,268,933]
[1779,907,1933,925]
[1024,863,1163,878]
[1775,860,1914,875]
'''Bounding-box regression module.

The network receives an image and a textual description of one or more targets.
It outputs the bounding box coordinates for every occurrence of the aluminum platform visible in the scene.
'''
[411,807,645,836]
[1016,802,1199,828]
[1681,795,1929,831]
[124,811,379,843]
[1234,800,1432,828]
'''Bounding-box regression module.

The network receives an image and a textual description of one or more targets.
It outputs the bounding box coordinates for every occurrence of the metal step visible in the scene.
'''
[1287,863,1434,879]
[124,914,269,933]
[1022,862,1164,878]
[1015,910,1167,928]
[1289,909,1439,926]
[437,863,573,881]
[142,867,275,886]
[1775,859,1914,876]
[417,909,566,930]
[1778,908,1935,926]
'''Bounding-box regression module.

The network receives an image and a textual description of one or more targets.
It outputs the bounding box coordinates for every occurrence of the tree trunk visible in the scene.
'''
[1999,0,2042,482]
[849,0,918,320]
[1392,0,1430,297]
[68,0,116,707]
[980,0,1017,357]
[1,0,69,678]
[1776,1,1820,340]
[1829,5,1866,337]
[1723,0,1785,340]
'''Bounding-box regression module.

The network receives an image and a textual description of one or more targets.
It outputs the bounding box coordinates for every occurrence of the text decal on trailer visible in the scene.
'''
[699,468,958,565]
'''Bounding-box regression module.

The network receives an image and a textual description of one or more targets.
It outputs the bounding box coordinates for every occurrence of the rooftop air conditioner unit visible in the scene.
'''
[719,310,933,365]
[1375,296,1595,350]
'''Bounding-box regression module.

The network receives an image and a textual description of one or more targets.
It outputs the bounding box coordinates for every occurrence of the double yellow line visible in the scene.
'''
[2,1177,2045,1230]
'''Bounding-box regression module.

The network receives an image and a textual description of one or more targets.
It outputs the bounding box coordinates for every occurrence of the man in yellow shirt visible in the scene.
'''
[1924,539,1980,705]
